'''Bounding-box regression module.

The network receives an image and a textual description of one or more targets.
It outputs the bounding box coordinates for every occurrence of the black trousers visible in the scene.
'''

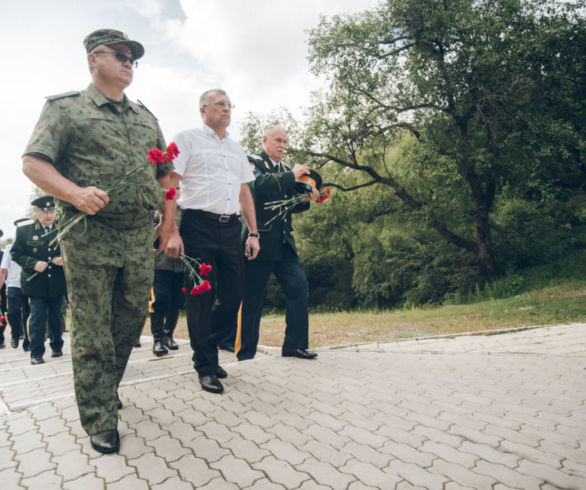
[237,244,309,360]
[180,210,243,376]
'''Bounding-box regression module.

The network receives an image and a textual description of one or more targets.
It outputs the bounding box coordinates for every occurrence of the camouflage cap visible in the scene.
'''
[83,28,145,60]
[31,196,56,210]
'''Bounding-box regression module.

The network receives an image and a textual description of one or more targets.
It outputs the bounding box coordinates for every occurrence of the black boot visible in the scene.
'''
[164,309,179,350]
[150,312,168,357]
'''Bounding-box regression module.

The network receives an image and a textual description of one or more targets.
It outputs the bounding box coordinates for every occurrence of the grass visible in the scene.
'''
[167,281,586,348]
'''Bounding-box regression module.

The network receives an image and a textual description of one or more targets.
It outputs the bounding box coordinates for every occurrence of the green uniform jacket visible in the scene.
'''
[11,221,67,298]
[242,151,310,261]
[23,83,173,231]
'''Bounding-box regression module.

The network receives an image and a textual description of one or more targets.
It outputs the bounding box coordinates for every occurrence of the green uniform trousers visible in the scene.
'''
[61,216,153,435]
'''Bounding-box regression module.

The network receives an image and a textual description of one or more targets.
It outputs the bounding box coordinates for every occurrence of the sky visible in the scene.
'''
[0,0,377,241]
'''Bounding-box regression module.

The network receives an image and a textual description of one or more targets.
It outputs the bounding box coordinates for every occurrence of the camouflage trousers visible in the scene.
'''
[61,217,153,435]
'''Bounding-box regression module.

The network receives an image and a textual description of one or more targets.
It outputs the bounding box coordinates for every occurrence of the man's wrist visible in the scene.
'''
[248,232,259,238]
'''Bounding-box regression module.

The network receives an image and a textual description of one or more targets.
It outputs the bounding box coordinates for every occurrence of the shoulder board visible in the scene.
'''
[45,91,80,101]
[136,99,158,120]
[282,162,291,171]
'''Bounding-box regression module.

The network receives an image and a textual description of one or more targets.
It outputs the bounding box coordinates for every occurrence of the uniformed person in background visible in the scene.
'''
[236,126,319,361]
[10,197,66,363]
[150,210,184,357]
[0,228,6,348]
[21,29,179,454]
[0,219,32,350]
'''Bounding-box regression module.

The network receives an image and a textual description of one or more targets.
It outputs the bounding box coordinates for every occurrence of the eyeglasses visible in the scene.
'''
[203,102,235,109]
[92,49,138,68]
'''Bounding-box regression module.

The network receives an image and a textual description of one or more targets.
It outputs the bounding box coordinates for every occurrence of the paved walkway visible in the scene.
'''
[1,323,585,489]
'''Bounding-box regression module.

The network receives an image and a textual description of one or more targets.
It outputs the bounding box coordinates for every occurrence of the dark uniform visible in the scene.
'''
[11,198,67,362]
[236,151,313,360]
[0,229,6,348]
[22,33,172,436]
[150,217,184,356]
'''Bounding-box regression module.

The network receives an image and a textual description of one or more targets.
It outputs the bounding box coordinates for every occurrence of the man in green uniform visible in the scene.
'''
[21,29,179,454]
[10,197,66,363]
[236,126,319,361]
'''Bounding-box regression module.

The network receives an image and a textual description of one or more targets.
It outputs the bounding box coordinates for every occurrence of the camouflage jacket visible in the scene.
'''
[24,84,173,230]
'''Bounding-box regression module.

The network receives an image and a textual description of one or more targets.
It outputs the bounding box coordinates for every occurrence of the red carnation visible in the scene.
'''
[147,148,165,165]
[165,142,180,161]
[164,187,177,201]
[200,280,211,292]
[181,287,186,294]
[316,186,331,204]
[198,263,212,276]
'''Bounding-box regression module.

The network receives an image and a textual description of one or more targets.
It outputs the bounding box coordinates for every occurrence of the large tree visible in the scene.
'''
[299,0,585,278]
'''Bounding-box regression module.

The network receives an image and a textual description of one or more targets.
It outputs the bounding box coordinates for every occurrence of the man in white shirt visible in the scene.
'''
[0,241,31,349]
[166,89,260,394]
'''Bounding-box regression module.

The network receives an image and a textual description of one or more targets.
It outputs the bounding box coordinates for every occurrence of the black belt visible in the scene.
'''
[185,209,239,223]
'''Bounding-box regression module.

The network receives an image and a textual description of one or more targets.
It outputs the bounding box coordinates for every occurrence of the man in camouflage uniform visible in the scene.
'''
[10,197,66,363]
[22,29,179,454]
[0,228,6,348]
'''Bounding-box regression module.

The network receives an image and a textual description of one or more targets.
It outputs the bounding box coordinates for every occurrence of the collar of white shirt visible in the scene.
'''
[202,124,230,141]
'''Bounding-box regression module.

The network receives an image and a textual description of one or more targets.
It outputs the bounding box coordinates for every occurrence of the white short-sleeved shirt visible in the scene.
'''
[172,125,255,215]
[0,245,23,289]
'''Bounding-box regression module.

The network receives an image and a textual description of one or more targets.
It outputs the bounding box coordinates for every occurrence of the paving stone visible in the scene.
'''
[297,459,355,488]
[387,459,448,490]
[244,479,287,489]
[92,452,135,482]
[430,459,497,489]
[20,469,63,488]
[151,475,195,489]
[253,455,310,488]
[516,459,586,489]
[296,480,333,490]
[15,446,56,476]
[302,440,353,467]
[459,441,520,468]
[260,439,309,466]
[474,460,543,489]
[210,454,264,487]
[421,441,477,468]
[380,440,435,467]
[129,450,178,484]
[197,476,240,489]
[107,473,150,489]
[53,450,94,481]
[169,454,221,487]
[223,435,271,463]
[62,473,106,490]
[499,440,561,468]
[0,466,24,488]
[341,459,401,488]
[43,430,79,457]
[148,434,191,462]
[118,432,155,459]
[183,435,231,462]
[132,418,169,441]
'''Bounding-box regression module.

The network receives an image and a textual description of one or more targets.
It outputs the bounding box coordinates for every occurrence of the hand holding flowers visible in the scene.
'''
[263,186,331,226]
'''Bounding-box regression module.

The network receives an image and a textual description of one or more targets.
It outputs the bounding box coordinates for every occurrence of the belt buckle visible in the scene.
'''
[218,214,230,223]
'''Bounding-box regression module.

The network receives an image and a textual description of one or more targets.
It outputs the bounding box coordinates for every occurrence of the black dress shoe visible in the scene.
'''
[216,366,227,379]
[164,336,179,350]
[11,337,19,349]
[219,344,235,353]
[199,374,224,394]
[282,348,318,359]
[51,350,63,358]
[0,341,4,349]
[90,429,120,454]
[152,339,168,357]
[31,357,44,365]
[23,342,30,352]
[116,392,123,409]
